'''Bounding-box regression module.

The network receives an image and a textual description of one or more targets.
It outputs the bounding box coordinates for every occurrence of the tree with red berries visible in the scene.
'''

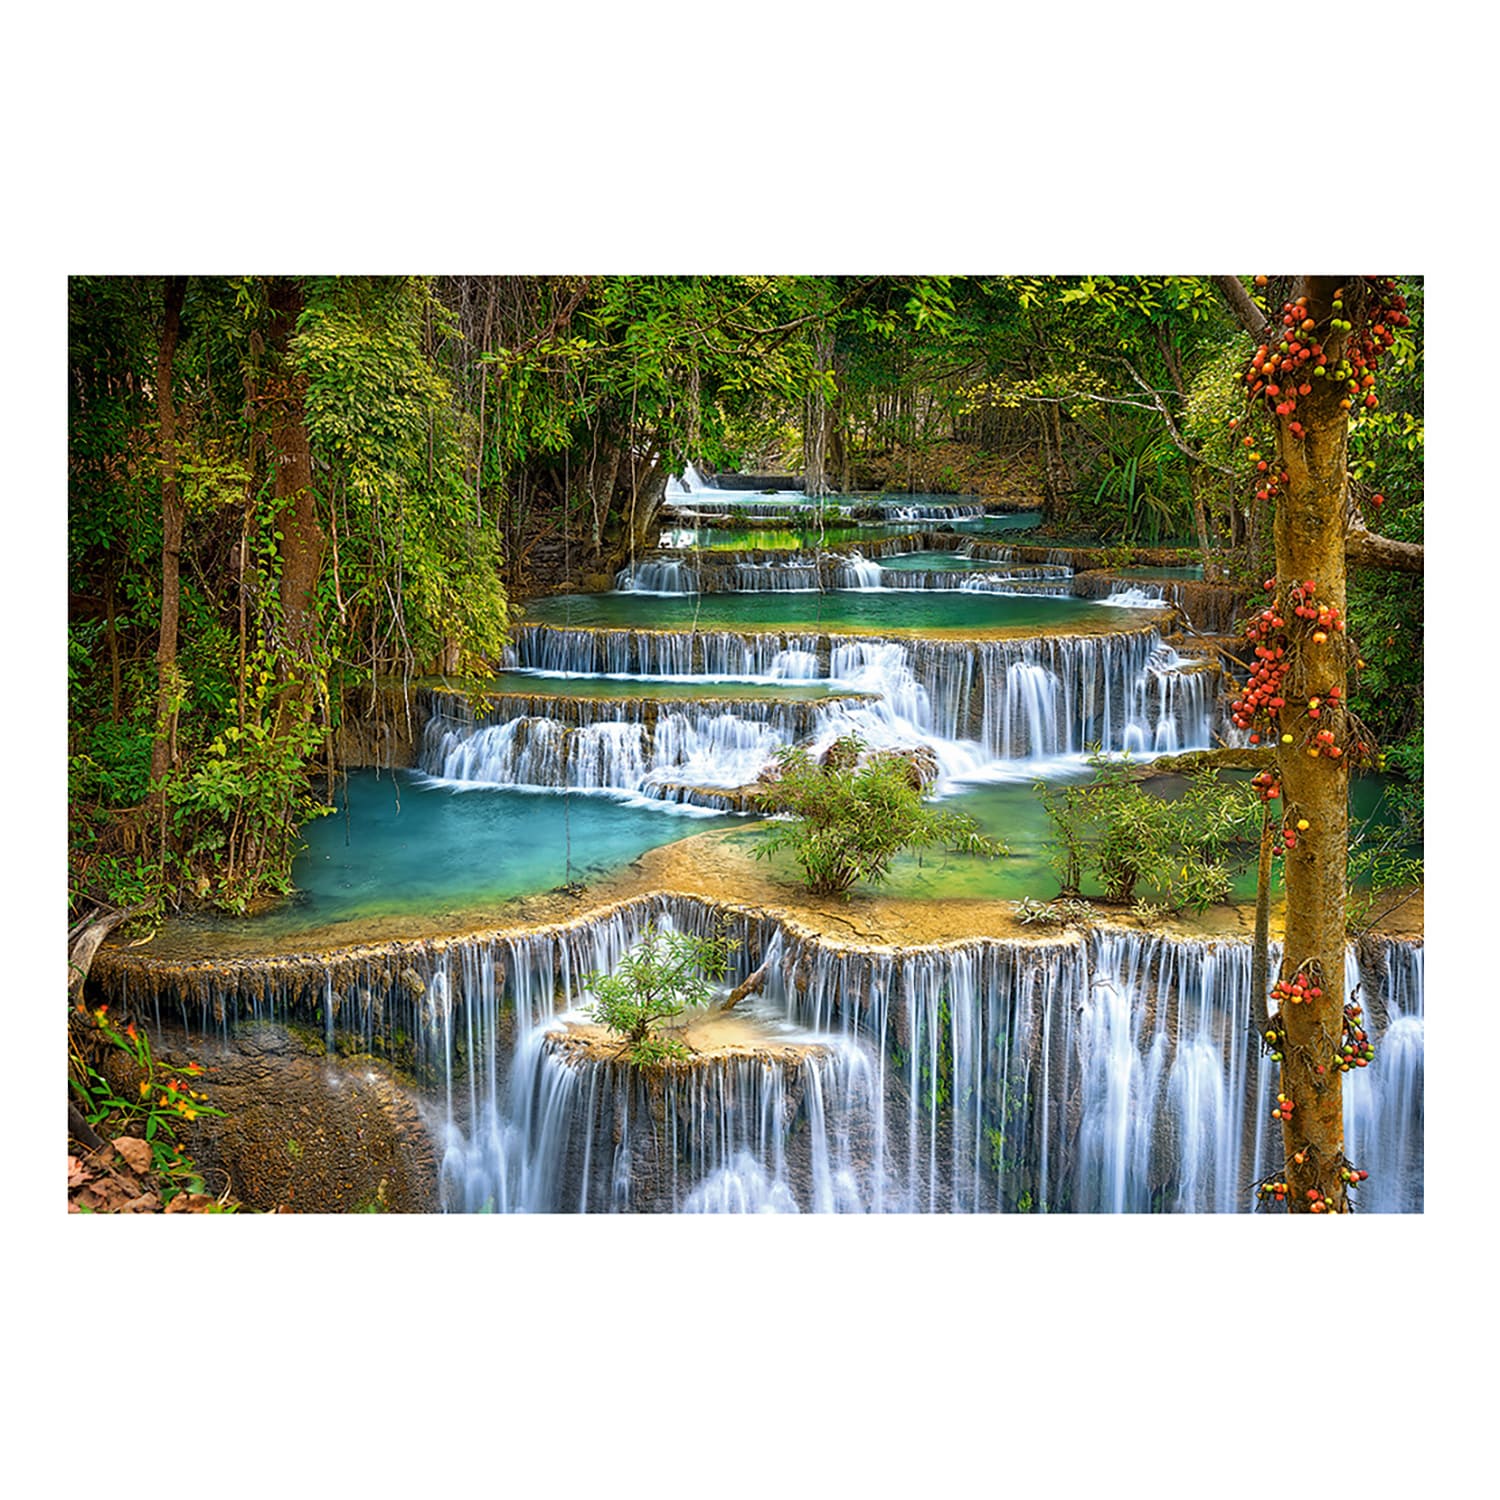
[1214,275,1416,1213]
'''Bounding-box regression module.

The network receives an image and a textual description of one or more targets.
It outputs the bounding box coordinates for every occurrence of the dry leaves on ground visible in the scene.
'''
[67,1139,227,1214]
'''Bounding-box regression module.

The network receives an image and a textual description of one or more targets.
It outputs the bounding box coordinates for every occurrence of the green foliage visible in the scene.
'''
[1036,758,1259,911]
[1077,421,1188,544]
[753,737,1006,897]
[1347,779,1424,933]
[584,925,735,1066]
[71,721,154,807]
[69,1005,230,1207]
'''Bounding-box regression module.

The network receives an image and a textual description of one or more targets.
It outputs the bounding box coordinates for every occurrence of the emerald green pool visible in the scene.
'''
[741,770,1412,903]
[239,772,736,935]
[220,766,1411,939]
[660,512,1040,551]
[521,590,1146,634]
[877,552,1050,573]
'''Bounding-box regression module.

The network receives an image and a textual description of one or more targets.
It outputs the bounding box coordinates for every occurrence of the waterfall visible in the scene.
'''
[615,559,699,594]
[665,462,713,498]
[831,551,886,589]
[1099,585,1170,609]
[504,627,1222,767]
[102,897,1424,1214]
[883,501,987,522]
[1343,939,1424,1213]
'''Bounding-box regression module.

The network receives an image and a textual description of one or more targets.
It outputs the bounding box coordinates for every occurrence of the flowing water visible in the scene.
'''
[105,896,1424,1214]
[111,463,1420,1214]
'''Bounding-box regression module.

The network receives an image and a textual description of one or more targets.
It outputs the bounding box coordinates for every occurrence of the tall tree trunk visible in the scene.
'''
[147,275,187,810]
[1040,402,1071,527]
[1269,274,1354,1213]
[802,328,834,498]
[264,278,326,731]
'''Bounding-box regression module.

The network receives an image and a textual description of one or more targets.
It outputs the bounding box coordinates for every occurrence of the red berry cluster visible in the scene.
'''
[1271,1092,1296,1123]
[1250,769,1282,803]
[1272,973,1322,1008]
[1339,1164,1370,1189]
[1230,277,1408,501]
[1288,580,1345,643]
[1336,1001,1375,1072]
[1231,593,1289,738]
[1255,1175,1290,1206]
[1304,1186,1334,1213]
[1331,276,1409,413]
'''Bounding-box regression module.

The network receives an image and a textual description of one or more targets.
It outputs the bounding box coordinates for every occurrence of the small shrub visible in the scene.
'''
[754,737,1006,897]
[584,925,734,1066]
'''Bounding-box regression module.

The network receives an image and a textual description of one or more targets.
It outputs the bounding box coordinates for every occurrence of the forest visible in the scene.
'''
[67,273,1423,1219]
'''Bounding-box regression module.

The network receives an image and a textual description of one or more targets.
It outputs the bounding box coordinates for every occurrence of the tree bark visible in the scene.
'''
[147,275,187,805]
[1269,275,1354,1213]
[1040,402,1071,527]
[68,905,146,1000]
[802,328,834,498]
[1346,520,1423,574]
[264,278,326,724]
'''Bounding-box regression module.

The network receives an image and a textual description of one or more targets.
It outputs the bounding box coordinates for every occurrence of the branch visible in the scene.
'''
[1118,359,1235,477]
[69,904,148,998]
[1345,518,1424,575]
[717,957,772,1014]
[1211,275,1270,340]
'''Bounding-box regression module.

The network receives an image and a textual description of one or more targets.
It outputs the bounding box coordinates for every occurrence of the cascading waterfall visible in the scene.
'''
[614,559,699,594]
[1099,584,1170,609]
[102,898,1423,1214]
[883,501,987,522]
[1343,939,1424,1213]
[504,626,1221,766]
[831,551,887,589]
[420,693,881,805]
[434,630,1217,803]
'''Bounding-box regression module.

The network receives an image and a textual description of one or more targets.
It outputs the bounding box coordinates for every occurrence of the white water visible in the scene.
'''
[115,898,1423,1214]
[503,627,1221,781]
[1099,585,1170,610]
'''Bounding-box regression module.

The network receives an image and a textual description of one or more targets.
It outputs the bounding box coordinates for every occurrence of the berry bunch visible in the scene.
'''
[1271,973,1322,1007]
[1336,1001,1375,1072]
[1255,1176,1289,1206]
[1271,1092,1296,1123]
[1250,769,1281,802]
[1231,277,1408,501]
[1288,580,1345,641]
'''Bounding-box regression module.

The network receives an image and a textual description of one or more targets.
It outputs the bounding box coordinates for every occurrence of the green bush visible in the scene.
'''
[71,720,155,807]
[753,737,1006,897]
[584,925,733,1066]
[1036,756,1258,912]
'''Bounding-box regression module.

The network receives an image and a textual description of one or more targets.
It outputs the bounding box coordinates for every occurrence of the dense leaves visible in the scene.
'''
[754,738,1007,897]
[584,926,735,1065]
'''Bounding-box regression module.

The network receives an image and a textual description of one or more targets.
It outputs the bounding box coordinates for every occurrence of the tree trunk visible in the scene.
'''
[68,905,146,1000]
[147,275,187,806]
[1040,402,1071,527]
[802,328,834,498]
[264,278,326,728]
[1270,274,1354,1214]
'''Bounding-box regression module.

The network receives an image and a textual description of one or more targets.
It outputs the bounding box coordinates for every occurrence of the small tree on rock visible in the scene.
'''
[584,926,733,1066]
